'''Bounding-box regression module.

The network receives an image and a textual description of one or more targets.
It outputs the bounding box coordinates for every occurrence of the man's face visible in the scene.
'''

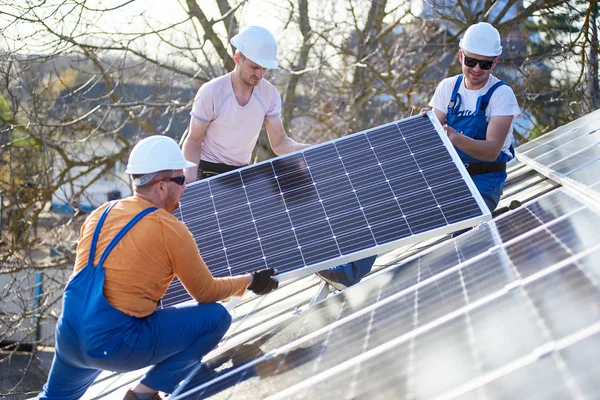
[234,53,267,87]
[459,49,497,90]
[161,169,186,212]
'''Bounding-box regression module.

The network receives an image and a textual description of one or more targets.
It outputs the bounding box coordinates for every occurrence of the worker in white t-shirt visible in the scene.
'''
[423,22,521,211]
[182,26,309,182]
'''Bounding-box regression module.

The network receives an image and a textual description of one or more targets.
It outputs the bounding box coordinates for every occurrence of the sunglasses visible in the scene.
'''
[149,175,186,186]
[462,54,496,70]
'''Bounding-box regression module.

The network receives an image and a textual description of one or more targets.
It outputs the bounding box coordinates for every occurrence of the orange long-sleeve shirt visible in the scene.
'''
[72,196,249,317]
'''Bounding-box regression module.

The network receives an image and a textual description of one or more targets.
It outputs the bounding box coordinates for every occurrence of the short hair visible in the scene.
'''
[132,170,173,192]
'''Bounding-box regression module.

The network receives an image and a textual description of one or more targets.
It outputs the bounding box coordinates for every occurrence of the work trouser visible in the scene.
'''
[470,171,507,212]
[40,303,231,398]
[198,160,243,180]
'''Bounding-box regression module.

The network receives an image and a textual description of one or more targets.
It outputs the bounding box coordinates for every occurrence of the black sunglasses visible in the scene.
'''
[463,54,496,70]
[149,175,186,186]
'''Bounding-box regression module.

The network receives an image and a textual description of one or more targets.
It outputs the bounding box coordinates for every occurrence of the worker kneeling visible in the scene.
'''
[38,136,278,400]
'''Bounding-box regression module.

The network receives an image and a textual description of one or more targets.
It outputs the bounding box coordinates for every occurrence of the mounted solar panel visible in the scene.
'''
[516,108,600,154]
[170,188,600,400]
[517,108,600,198]
[161,114,490,306]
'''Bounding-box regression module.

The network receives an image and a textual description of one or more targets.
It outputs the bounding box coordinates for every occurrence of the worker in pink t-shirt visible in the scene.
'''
[182,26,309,183]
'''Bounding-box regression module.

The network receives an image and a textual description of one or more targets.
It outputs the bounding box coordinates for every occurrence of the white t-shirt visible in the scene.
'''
[190,72,282,166]
[429,74,521,157]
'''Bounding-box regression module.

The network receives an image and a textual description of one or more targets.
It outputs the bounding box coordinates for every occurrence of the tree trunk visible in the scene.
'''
[590,0,599,110]
[283,0,313,133]
[351,0,387,132]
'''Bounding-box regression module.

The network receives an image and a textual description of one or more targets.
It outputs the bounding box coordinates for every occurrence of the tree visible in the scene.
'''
[0,0,598,396]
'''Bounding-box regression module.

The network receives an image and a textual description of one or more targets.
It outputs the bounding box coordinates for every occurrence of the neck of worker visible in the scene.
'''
[134,191,166,211]
[232,68,255,95]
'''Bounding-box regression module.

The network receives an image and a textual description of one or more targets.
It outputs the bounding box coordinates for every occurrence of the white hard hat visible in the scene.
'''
[125,135,196,175]
[459,22,502,57]
[231,26,278,69]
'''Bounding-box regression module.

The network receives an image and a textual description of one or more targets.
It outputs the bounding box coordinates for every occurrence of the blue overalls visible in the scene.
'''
[447,75,515,211]
[39,201,232,398]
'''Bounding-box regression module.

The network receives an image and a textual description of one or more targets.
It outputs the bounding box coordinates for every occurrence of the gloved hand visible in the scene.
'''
[248,268,278,295]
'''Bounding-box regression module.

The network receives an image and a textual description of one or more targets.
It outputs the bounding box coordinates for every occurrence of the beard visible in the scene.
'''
[166,200,180,213]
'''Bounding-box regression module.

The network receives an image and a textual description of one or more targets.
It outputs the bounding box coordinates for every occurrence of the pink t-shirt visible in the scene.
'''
[190,72,282,166]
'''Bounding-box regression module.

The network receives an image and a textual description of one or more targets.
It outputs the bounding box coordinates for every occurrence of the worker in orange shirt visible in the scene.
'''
[38,136,278,400]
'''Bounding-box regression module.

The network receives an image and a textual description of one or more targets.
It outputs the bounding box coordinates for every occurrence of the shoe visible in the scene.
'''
[123,389,162,400]
[315,269,352,291]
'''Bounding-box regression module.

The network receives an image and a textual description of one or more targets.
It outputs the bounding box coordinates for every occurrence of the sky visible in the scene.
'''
[0,0,421,58]
[0,0,302,55]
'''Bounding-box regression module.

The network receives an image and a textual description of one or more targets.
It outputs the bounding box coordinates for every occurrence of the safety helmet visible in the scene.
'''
[125,135,196,175]
[459,22,502,57]
[231,26,278,69]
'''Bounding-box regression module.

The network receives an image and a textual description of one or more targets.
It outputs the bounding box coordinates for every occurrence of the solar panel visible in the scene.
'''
[161,114,489,306]
[517,109,600,196]
[516,108,600,153]
[566,158,600,186]
[171,188,600,399]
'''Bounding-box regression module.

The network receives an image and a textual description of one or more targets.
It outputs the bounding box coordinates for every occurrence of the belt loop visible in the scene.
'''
[464,163,470,169]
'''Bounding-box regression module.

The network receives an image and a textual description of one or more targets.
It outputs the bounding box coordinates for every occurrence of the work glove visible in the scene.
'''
[248,268,278,295]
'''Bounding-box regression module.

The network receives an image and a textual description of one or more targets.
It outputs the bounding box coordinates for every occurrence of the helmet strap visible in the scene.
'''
[133,172,157,187]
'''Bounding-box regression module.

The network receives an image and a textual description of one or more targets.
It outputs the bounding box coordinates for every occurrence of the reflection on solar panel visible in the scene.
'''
[160,114,489,307]
[171,187,600,399]
[517,108,600,197]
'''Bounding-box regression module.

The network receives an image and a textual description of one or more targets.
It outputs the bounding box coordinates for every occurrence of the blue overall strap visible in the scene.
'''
[448,75,463,112]
[97,207,158,266]
[88,201,119,267]
[475,80,506,112]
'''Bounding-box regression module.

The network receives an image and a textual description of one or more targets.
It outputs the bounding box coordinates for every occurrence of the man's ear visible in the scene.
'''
[233,52,242,65]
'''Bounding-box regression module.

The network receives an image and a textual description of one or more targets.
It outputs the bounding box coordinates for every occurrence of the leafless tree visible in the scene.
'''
[0,0,598,396]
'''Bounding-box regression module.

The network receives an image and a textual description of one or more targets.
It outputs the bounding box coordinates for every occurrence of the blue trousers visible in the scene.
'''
[39,302,231,398]
[472,171,507,212]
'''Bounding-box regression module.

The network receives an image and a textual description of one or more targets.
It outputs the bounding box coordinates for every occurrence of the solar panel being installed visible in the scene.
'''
[170,187,600,399]
[173,114,489,282]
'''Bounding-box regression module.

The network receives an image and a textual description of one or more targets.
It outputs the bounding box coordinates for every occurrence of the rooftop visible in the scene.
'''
[73,108,600,399]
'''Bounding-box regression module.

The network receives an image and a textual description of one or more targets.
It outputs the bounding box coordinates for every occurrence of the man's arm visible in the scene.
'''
[445,115,514,162]
[168,219,251,302]
[264,117,310,155]
[182,118,208,183]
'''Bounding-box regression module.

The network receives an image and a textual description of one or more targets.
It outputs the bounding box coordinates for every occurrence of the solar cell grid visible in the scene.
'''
[176,251,517,399]
[176,249,600,400]
[173,115,488,285]
[524,125,599,160]
[492,189,584,242]
[549,142,600,174]
[517,111,600,197]
[566,159,600,186]
[560,332,600,398]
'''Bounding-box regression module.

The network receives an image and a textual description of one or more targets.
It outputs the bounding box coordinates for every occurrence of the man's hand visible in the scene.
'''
[420,108,430,116]
[247,268,279,295]
[443,124,463,146]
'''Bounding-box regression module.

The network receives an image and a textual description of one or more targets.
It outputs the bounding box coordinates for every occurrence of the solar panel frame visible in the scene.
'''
[174,113,491,283]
